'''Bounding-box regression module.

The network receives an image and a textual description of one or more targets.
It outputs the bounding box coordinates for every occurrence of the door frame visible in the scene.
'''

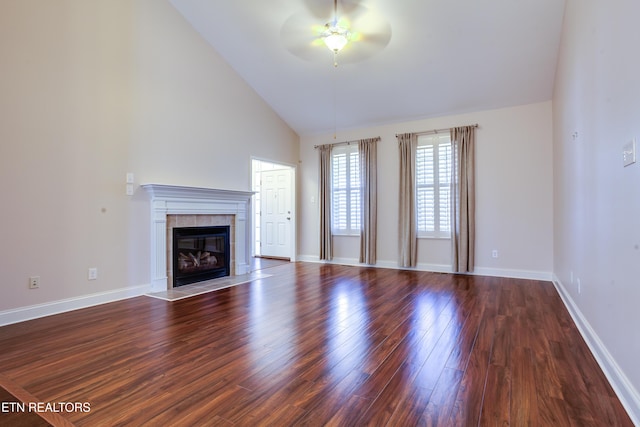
[251,157,297,262]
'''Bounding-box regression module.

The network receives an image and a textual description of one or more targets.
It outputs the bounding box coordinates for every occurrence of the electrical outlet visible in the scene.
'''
[492,250,498,258]
[88,268,98,280]
[29,276,40,289]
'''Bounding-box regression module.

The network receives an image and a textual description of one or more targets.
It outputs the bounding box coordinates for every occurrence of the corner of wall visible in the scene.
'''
[551,275,640,424]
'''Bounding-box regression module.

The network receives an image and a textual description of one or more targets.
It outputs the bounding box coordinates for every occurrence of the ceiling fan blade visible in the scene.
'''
[302,0,364,20]
[359,32,392,48]
[337,0,365,15]
[301,0,332,20]
[334,39,389,63]
[350,27,392,50]
[338,7,392,63]
[281,12,329,62]
[349,5,390,37]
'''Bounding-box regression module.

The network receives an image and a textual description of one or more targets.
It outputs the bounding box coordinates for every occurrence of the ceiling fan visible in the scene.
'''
[280,0,392,66]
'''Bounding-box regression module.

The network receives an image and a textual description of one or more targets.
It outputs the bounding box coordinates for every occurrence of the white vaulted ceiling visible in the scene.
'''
[169,0,566,136]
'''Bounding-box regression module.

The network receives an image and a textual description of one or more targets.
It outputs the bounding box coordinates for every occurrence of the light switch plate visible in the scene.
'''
[623,139,636,167]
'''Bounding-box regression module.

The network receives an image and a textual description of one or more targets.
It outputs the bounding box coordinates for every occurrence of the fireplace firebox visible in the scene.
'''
[172,226,230,287]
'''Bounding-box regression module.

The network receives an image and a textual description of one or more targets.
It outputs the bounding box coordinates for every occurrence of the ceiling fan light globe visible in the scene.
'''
[322,25,350,52]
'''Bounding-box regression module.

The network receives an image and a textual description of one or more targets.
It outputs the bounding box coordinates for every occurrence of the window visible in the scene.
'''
[331,144,360,235]
[416,134,452,238]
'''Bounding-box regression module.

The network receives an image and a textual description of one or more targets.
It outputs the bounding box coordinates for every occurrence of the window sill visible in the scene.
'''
[332,232,360,237]
[418,235,451,240]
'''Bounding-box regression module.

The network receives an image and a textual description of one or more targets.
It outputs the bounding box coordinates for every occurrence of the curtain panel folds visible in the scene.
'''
[359,138,378,264]
[318,144,333,260]
[397,133,418,267]
[450,126,476,273]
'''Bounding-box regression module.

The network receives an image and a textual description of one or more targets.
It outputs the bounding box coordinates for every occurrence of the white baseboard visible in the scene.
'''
[473,267,552,281]
[0,285,150,327]
[297,255,451,272]
[296,255,552,281]
[552,275,640,425]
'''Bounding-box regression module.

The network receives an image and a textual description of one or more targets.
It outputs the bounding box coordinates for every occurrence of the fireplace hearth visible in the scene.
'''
[173,226,230,287]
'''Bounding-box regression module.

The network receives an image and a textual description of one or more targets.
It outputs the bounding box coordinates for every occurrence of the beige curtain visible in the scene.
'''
[359,138,378,264]
[450,126,476,273]
[397,133,418,267]
[319,144,333,260]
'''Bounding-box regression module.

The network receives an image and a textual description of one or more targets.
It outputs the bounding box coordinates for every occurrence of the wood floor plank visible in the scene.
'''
[356,364,432,426]
[448,285,498,425]
[410,312,465,393]
[0,263,633,426]
[510,346,540,426]
[420,367,463,426]
[479,364,512,426]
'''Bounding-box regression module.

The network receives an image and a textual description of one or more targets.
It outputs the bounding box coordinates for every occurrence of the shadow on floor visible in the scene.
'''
[249,257,290,272]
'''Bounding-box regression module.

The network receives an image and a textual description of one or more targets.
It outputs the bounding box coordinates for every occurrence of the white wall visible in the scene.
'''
[0,0,135,313]
[0,0,298,316]
[130,0,298,190]
[553,0,640,419]
[299,102,554,280]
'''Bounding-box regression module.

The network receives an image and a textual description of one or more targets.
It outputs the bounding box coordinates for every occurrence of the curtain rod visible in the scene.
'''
[395,123,479,138]
[314,136,381,149]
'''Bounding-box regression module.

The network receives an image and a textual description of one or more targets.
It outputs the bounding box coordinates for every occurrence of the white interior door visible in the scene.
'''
[260,169,292,259]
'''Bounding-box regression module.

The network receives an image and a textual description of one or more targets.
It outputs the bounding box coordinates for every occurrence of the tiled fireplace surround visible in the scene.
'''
[142,184,253,292]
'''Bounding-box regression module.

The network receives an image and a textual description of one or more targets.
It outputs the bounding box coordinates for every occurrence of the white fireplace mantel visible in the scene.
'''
[142,184,254,292]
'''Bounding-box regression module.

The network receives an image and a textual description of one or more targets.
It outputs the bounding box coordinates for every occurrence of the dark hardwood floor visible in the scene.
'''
[0,263,632,426]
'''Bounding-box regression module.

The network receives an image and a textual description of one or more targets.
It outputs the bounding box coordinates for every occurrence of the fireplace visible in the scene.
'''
[173,226,230,287]
[142,184,254,292]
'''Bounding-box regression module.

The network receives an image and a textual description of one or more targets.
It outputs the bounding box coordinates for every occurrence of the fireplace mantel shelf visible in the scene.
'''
[141,184,254,201]
[142,184,253,292]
